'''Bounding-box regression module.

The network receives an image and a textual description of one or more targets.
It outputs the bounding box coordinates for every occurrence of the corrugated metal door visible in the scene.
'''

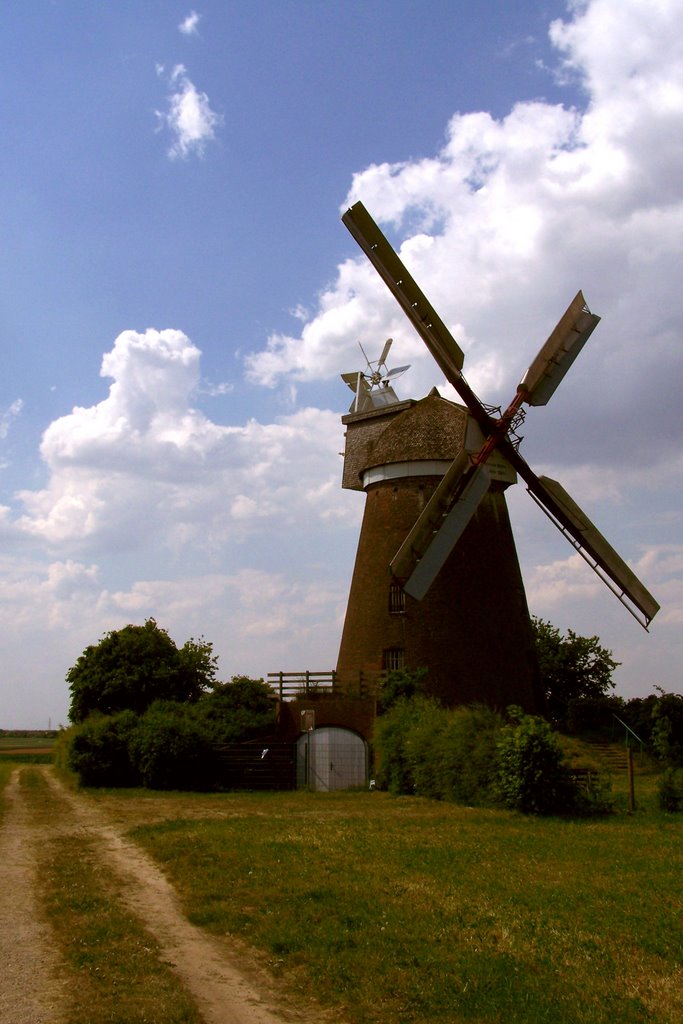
[296,727,368,791]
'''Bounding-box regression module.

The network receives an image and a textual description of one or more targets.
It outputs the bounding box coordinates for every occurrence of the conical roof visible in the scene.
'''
[364,390,467,471]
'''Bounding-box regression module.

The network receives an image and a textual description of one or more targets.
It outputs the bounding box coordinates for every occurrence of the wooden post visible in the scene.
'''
[627,746,636,813]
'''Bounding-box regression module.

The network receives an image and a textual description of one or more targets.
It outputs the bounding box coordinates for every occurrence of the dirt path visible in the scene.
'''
[1,768,334,1024]
[0,771,70,1024]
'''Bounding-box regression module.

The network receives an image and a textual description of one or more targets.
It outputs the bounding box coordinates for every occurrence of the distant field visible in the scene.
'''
[0,734,56,759]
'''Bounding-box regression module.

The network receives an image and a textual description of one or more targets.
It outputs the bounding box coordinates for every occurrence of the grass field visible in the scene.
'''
[2,758,681,1024]
[131,775,682,1024]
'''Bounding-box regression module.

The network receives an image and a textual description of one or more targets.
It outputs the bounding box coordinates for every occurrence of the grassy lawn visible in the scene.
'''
[130,784,683,1024]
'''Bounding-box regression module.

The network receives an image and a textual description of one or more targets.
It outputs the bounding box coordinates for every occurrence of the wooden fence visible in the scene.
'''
[267,670,385,701]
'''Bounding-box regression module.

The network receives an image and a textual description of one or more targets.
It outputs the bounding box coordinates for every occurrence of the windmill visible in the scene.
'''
[341,338,410,413]
[341,201,659,631]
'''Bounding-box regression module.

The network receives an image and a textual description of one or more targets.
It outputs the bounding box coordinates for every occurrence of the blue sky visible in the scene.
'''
[1,0,681,727]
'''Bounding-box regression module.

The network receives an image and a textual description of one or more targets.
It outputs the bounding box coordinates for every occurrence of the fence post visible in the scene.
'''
[627,746,636,813]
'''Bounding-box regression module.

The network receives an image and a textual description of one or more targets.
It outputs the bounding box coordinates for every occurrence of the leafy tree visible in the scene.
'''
[195,676,276,744]
[531,617,619,728]
[67,619,217,722]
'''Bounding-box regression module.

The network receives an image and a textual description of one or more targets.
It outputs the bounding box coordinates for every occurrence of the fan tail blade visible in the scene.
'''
[341,371,370,393]
[531,475,660,627]
[519,292,600,406]
[385,364,411,379]
[391,453,491,599]
[378,337,393,368]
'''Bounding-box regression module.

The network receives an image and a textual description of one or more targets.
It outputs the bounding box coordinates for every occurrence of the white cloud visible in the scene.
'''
[156,64,222,160]
[1,398,23,440]
[179,10,201,36]
[12,328,349,553]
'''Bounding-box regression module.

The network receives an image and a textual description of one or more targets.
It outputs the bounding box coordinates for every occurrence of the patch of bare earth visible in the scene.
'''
[3,768,340,1024]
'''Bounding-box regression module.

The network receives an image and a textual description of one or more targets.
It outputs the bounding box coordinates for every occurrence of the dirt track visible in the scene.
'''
[0,767,334,1024]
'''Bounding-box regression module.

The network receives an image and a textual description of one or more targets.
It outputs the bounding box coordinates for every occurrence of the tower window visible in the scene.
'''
[389,583,406,615]
[383,648,405,672]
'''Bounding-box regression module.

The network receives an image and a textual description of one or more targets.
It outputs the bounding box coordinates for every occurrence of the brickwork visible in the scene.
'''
[276,698,377,743]
[336,393,544,714]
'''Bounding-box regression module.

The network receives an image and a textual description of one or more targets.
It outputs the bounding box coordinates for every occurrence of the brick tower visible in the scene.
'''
[335,390,544,712]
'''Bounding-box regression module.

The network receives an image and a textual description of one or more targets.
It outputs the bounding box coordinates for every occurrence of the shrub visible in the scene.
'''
[434,704,503,805]
[65,711,140,787]
[651,690,683,767]
[128,701,216,791]
[375,699,502,806]
[374,696,439,794]
[657,767,683,812]
[196,676,276,745]
[495,707,574,815]
[379,668,428,712]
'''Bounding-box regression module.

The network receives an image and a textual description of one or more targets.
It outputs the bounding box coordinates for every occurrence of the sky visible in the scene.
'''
[1,0,682,728]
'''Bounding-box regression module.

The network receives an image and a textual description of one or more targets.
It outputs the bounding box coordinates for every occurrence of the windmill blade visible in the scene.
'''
[523,471,659,628]
[378,337,393,369]
[391,451,491,599]
[519,291,601,406]
[343,203,466,378]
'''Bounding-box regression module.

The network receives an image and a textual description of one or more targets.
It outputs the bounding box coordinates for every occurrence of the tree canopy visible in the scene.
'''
[67,618,218,723]
[531,617,619,727]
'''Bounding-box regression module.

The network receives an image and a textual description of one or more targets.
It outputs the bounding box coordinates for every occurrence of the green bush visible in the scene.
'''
[495,708,574,815]
[378,668,428,712]
[65,711,140,787]
[375,699,502,806]
[374,696,439,794]
[433,704,502,805]
[196,676,276,744]
[128,701,216,790]
[651,690,683,767]
[657,767,683,811]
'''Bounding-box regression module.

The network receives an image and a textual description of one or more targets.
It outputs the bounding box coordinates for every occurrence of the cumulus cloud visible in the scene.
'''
[179,10,201,36]
[156,64,222,159]
[12,328,347,554]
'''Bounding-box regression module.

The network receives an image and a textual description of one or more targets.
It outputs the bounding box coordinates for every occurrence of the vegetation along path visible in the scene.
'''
[0,766,334,1024]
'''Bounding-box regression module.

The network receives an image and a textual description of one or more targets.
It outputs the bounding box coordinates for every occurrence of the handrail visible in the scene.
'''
[612,713,644,754]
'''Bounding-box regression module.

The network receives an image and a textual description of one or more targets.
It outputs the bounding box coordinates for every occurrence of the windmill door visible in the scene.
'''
[296,727,368,791]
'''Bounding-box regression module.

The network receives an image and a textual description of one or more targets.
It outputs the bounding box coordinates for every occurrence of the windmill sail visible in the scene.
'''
[391,452,491,599]
[342,203,467,380]
[519,292,601,406]
[526,474,660,627]
[342,200,659,629]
